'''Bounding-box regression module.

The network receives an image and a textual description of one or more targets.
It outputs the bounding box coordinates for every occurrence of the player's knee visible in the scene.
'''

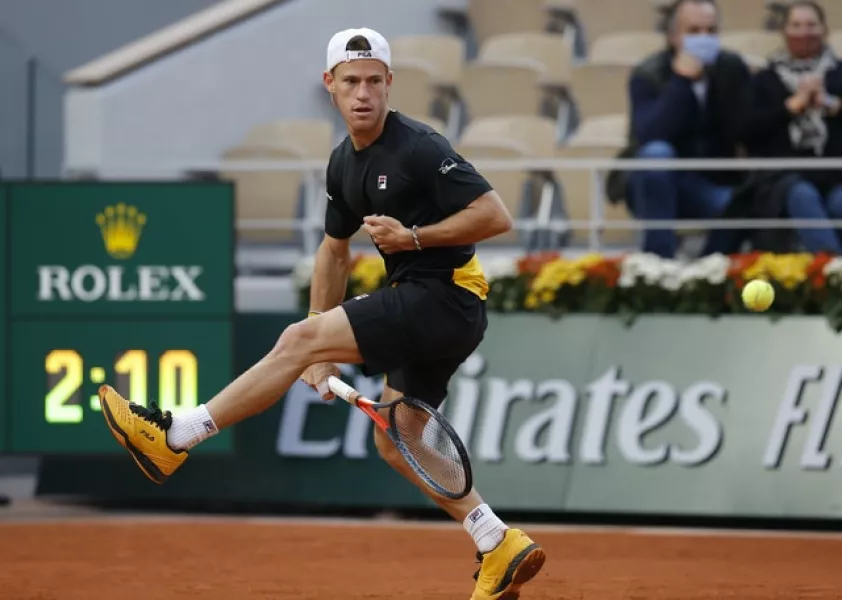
[270,320,319,364]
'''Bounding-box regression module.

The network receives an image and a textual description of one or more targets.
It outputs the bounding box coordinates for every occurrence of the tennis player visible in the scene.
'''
[97,27,545,599]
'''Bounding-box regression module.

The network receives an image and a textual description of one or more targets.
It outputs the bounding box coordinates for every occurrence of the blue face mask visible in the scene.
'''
[682,33,721,65]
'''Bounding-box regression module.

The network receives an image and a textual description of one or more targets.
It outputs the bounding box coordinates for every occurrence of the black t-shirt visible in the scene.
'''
[324,110,493,287]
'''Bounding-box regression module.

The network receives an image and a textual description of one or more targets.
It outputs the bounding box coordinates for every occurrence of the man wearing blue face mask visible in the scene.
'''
[611,0,751,258]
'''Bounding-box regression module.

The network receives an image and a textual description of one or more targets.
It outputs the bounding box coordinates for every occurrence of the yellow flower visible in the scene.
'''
[530,255,601,292]
[744,253,811,290]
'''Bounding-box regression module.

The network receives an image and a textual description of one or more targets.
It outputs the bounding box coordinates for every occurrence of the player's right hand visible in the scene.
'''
[301,362,341,401]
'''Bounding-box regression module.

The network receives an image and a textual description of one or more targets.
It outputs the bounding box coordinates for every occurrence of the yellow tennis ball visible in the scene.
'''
[742,279,774,312]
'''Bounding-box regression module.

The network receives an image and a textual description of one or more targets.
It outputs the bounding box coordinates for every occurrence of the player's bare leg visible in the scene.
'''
[373,385,545,600]
[97,307,362,483]
[201,307,361,429]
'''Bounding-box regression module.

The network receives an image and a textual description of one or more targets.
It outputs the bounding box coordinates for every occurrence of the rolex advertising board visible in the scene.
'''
[274,314,842,518]
[9,182,233,317]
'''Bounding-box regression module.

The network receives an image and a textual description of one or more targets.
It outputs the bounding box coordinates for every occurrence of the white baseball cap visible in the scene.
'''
[325,27,391,73]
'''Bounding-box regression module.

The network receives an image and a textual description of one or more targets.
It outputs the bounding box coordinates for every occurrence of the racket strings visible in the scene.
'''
[391,402,469,497]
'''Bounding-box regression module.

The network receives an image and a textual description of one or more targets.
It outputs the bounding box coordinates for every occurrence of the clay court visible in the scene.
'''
[2,512,842,600]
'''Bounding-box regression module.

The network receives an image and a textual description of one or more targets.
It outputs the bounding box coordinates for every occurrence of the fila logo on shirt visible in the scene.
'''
[377,175,387,190]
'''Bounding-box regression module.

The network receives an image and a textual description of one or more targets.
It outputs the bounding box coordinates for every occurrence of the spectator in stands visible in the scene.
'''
[740,0,842,254]
[621,0,751,258]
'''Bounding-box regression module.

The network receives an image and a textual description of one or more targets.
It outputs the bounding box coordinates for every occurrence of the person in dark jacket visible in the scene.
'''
[741,0,842,254]
[624,0,751,258]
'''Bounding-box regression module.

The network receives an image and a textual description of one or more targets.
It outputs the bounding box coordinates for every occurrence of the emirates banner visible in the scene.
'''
[276,314,842,517]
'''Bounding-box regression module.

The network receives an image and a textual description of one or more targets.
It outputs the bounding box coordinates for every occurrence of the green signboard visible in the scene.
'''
[2,181,235,454]
[10,182,233,317]
[0,185,7,452]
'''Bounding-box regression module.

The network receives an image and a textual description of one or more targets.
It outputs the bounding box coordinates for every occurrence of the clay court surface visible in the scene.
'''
[3,510,842,599]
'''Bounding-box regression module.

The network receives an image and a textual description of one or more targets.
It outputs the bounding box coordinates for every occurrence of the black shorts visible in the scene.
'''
[341,278,487,408]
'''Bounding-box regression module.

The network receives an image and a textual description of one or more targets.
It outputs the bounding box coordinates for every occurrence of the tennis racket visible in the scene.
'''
[326,375,473,500]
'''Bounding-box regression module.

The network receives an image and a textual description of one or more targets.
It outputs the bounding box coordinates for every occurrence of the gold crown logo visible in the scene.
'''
[95,203,146,259]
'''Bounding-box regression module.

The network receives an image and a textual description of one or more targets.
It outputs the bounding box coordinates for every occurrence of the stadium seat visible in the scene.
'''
[476,32,574,139]
[571,0,660,48]
[569,63,632,121]
[588,32,665,65]
[720,30,782,70]
[390,34,468,137]
[241,118,334,160]
[467,0,551,48]
[459,115,558,157]
[566,114,628,148]
[478,32,572,87]
[389,62,437,117]
[555,144,637,247]
[718,0,775,31]
[459,63,545,119]
[557,114,633,247]
[390,34,466,87]
[220,144,307,245]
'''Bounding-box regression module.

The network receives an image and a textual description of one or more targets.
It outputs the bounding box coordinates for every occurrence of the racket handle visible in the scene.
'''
[327,375,359,404]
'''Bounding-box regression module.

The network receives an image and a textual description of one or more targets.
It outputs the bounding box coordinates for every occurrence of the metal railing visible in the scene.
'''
[158,156,842,255]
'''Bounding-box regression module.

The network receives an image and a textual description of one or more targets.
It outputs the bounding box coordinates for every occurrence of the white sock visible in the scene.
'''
[464,504,508,554]
[166,405,219,451]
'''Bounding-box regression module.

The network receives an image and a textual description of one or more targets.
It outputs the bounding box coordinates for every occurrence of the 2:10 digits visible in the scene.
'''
[45,349,198,424]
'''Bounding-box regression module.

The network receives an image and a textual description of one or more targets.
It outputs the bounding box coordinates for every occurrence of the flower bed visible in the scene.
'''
[294,251,842,330]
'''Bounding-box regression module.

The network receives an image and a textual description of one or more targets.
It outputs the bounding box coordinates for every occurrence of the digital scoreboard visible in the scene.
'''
[1,182,235,454]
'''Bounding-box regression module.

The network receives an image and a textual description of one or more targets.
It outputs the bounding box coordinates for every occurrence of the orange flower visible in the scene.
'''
[727,251,761,287]
[585,258,622,288]
[517,251,560,276]
[808,252,833,289]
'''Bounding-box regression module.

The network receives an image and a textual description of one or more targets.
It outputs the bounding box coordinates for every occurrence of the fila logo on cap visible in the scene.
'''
[326,27,392,72]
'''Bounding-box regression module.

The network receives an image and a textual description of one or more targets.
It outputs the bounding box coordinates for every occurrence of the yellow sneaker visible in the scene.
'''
[470,529,546,600]
[97,385,188,484]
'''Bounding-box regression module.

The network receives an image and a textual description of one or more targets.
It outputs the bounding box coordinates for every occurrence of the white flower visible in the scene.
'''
[618,272,637,288]
[823,257,842,278]
[292,254,316,289]
[620,252,659,281]
[678,262,703,286]
[620,253,663,287]
[679,254,729,286]
[659,260,683,291]
[482,256,518,281]
[619,253,686,290]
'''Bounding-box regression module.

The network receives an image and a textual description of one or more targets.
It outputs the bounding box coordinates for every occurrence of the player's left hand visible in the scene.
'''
[362,215,415,254]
